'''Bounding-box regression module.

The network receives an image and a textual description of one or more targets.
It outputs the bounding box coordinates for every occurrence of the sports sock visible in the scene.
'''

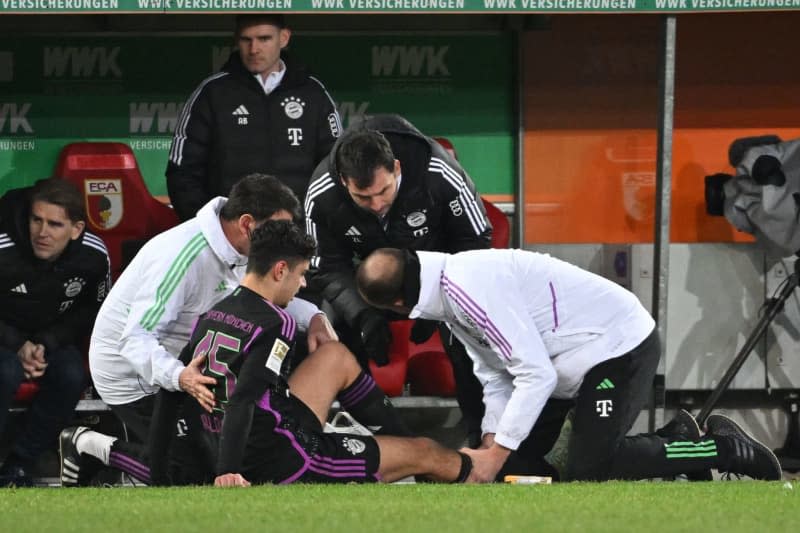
[75,430,117,466]
[108,440,150,484]
[337,371,412,436]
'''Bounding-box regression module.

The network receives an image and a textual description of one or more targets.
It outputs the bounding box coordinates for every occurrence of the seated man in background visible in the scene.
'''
[0,179,110,487]
[305,114,490,446]
[79,175,334,459]
[356,248,783,482]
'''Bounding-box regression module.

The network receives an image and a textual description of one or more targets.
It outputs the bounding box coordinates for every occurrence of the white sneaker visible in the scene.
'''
[323,411,374,436]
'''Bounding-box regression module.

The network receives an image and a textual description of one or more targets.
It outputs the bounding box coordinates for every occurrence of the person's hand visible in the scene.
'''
[358,312,391,366]
[459,444,511,483]
[306,313,338,352]
[17,341,47,379]
[409,319,438,344]
[178,353,217,413]
[479,433,495,450]
[214,473,251,487]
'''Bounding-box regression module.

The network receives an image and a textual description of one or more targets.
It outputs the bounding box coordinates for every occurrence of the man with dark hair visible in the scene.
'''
[64,222,473,486]
[0,179,110,486]
[305,114,491,446]
[356,248,783,482]
[75,175,335,482]
[166,14,341,221]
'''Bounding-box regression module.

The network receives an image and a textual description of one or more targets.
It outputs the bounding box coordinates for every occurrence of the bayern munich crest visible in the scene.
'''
[281,96,306,119]
[85,179,123,230]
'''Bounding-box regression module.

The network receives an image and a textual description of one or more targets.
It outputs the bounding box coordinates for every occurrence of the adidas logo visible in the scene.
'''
[11,283,27,294]
[345,226,362,237]
[215,281,228,293]
[232,105,249,116]
[596,378,615,390]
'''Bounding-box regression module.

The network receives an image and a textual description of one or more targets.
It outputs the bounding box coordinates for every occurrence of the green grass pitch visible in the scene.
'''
[0,481,798,533]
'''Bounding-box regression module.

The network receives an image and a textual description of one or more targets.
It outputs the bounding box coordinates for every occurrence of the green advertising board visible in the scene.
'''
[0,34,513,197]
[1,0,799,13]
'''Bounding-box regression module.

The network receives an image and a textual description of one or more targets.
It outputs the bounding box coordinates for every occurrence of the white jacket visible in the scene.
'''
[90,197,320,405]
[410,250,655,450]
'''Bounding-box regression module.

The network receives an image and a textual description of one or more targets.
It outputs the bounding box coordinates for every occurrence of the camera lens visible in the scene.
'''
[705,173,732,216]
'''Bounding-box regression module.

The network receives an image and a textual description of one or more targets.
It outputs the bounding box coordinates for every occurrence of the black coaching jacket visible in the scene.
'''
[0,187,110,353]
[304,114,492,327]
[166,51,341,221]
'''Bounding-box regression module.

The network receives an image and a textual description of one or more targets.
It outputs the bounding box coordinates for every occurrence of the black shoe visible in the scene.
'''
[60,426,91,487]
[657,409,712,481]
[707,414,782,481]
[0,463,34,488]
[657,409,702,440]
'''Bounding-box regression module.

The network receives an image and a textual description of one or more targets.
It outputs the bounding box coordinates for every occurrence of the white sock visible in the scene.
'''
[75,431,117,466]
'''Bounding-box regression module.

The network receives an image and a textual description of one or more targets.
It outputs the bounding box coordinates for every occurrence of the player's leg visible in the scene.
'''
[374,435,473,483]
[564,330,661,480]
[565,330,780,481]
[288,341,410,435]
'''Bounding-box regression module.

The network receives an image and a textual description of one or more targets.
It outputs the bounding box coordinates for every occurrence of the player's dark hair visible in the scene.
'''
[247,219,316,275]
[220,174,300,223]
[235,14,287,36]
[356,248,405,307]
[30,178,85,223]
[335,129,395,189]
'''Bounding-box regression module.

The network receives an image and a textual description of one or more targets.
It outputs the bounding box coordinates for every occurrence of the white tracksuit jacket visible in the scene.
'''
[90,197,320,405]
[409,250,655,451]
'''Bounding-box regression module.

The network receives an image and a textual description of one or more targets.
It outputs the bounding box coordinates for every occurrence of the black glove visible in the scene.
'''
[409,319,438,345]
[357,311,392,367]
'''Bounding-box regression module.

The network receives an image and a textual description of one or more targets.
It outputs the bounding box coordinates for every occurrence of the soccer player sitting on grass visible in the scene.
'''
[63,221,474,486]
[356,247,783,482]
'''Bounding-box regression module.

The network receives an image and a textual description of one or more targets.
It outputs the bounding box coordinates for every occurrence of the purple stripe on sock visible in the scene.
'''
[256,390,309,484]
[442,277,512,360]
[339,374,374,407]
[549,281,559,332]
[243,326,263,354]
[109,452,150,482]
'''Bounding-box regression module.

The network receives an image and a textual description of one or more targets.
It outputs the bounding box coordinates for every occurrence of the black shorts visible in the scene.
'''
[243,390,381,484]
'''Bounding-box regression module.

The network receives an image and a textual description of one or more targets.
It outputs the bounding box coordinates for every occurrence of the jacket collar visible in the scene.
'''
[196,197,247,269]
[409,251,448,320]
[222,51,308,90]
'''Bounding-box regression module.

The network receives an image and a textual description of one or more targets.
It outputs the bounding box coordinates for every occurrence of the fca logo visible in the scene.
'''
[596,399,613,418]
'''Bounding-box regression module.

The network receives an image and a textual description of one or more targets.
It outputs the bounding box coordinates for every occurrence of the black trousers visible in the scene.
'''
[109,394,156,443]
[0,344,86,466]
[512,330,725,481]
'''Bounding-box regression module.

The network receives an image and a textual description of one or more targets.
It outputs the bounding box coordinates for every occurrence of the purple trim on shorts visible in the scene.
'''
[243,326,263,354]
[441,276,512,360]
[308,454,367,477]
[256,390,310,484]
[312,454,367,465]
[549,281,559,332]
[338,374,375,407]
[109,451,150,482]
[308,465,367,478]
[263,299,297,340]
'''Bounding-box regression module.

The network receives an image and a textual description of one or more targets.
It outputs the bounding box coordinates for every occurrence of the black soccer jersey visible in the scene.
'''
[150,285,299,479]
